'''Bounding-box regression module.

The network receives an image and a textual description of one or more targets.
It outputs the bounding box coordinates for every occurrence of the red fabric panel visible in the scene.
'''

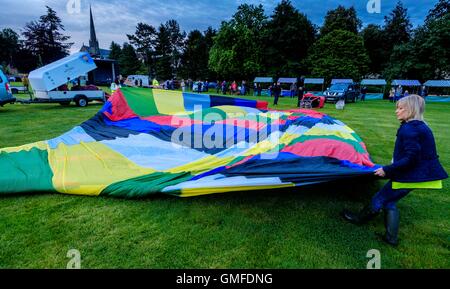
[103,89,138,121]
[256,101,269,110]
[142,115,202,128]
[215,118,266,130]
[281,139,375,167]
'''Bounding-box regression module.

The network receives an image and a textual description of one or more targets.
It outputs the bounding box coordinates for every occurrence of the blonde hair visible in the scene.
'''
[397,94,425,121]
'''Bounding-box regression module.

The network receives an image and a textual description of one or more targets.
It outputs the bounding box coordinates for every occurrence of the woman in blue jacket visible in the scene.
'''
[342,94,448,246]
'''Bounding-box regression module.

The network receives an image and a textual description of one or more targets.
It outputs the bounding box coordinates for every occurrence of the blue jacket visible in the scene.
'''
[383,120,448,183]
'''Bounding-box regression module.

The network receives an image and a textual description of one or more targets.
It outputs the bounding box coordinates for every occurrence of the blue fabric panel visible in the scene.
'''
[183,92,211,111]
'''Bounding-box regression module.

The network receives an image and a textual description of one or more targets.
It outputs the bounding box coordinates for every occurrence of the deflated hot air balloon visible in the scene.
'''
[0,88,378,198]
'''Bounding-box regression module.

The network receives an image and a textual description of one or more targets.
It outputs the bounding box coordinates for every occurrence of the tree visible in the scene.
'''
[108,42,122,60]
[425,0,450,24]
[320,5,362,36]
[361,24,386,74]
[180,30,207,80]
[307,30,369,81]
[387,13,450,80]
[165,20,186,77]
[154,24,173,80]
[0,28,19,67]
[180,27,217,80]
[127,23,157,76]
[22,6,73,65]
[262,0,316,76]
[118,43,142,77]
[383,1,412,46]
[209,4,267,80]
[14,47,38,73]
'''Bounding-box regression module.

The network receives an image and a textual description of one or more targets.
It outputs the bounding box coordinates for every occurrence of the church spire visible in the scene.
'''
[89,5,100,57]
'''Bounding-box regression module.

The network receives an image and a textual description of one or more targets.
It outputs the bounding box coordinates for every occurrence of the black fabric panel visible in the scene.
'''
[80,113,140,141]
[221,155,374,184]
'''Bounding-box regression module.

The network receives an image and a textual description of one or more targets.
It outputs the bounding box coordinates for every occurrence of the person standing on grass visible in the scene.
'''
[273,82,282,106]
[361,86,367,101]
[297,86,304,107]
[342,94,448,247]
[216,80,221,94]
[290,82,297,98]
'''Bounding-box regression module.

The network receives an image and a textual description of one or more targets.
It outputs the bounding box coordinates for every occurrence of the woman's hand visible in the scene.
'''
[374,168,386,177]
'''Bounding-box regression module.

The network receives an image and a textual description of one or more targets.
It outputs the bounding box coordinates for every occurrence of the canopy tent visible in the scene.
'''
[360,79,387,100]
[361,79,387,86]
[0,87,378,199]
[391,80,421,86]
[277,78,297,84]
[254,77,273,83]
[424,80,450,87]
[303,78,325,92]
[304,78,324,85]
[331,79,353,85]
[277,78,297,97]
[254,77,274,96]
[423,80,450,102]
[392,80,421,95]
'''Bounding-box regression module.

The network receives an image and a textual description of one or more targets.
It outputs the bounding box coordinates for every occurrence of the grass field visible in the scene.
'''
[0,92,449,269]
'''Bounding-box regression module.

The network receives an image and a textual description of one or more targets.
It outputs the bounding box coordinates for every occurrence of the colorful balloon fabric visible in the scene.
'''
[0,88,378,198]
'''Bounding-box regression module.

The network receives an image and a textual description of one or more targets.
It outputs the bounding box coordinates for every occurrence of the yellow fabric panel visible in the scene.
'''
[48,142,155,196]
[216,106,248,117]
[179,183,295,197]
[392,180,443,189]
[279,133,299,146]
[304,126,356,141]
[0,141,47,153]
[166,155,234,175]
[152,89,186,115]
[242,140,278,156]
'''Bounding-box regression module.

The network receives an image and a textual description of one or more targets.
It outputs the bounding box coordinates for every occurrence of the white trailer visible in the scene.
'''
[26,52,106,107]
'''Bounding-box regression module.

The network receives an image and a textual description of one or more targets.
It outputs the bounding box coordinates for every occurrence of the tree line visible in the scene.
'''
[0,0,449,83]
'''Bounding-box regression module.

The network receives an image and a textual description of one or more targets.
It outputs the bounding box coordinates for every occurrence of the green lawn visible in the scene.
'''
[0,94,449,269]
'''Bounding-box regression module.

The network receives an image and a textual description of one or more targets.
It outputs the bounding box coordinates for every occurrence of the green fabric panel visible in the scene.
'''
[120,87,159,117]
[351,132,363,143]
[187,107,227,121]
[0,148,55,194]
[289,135,366,153]
[225,156,247,167]
[101,171,193,198]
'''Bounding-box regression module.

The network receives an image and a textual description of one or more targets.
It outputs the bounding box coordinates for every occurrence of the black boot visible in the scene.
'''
[379,209,400,247]
[342,205,379,225]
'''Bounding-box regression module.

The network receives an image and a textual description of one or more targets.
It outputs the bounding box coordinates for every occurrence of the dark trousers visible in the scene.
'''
[371,181,412,212]
[274,94,280,105]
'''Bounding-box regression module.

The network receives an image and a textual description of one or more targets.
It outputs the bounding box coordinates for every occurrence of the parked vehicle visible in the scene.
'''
[323,83,360,103]
[26,52,105,107]
[10,85,29,94]
[0,69,16,107]
[125,75,150,87]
